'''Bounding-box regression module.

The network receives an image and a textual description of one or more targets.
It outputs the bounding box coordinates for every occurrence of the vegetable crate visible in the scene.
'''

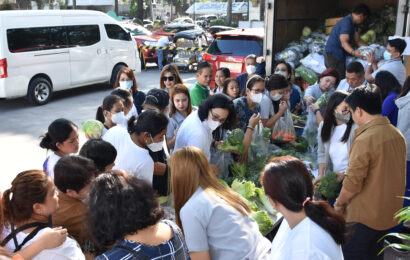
[325,17,343,35]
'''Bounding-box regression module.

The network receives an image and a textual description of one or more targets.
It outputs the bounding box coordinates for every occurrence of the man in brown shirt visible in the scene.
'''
[52,155,99,250]
[334,85,406,259]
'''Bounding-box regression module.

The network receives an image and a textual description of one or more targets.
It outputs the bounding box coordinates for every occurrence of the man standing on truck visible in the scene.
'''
[324,4,370,79]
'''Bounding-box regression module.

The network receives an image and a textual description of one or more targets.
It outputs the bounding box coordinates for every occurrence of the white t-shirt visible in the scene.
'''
[3,227,85,260]
[180,187,271,260]
[174,110,213,161]
[260,94,275,120]
[45,152,61,179]
[270,217,343,260]
[372,58,406,85]
[103,126,154,184]
[329,124,349,173]
[336,79,367,92]
[156,36,170,47]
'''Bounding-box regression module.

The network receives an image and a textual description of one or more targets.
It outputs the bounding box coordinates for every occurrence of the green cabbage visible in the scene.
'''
[81,120,104,139]
[231,179,256,200]
[251,211,274,234]
[302,26,312,37]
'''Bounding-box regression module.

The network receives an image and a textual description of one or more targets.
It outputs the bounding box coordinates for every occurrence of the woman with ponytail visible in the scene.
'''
[103,109,168,185]
[1,170,84,259]
[262,156,346,260]
[95,94,125,135]
[40,119,79,179]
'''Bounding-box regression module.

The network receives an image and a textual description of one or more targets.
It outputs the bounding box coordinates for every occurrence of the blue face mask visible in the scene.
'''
[383,50,392,61]
[119,80,133,89]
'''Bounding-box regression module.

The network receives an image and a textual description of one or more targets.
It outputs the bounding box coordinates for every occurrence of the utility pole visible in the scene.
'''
[247,0,250,21]
[115,0,118,15]
[73,0,76,9]
[227,0,232,25]
[193,0,195,21]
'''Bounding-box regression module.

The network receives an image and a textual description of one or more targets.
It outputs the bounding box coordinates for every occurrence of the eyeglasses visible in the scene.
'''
[162,76,175,82]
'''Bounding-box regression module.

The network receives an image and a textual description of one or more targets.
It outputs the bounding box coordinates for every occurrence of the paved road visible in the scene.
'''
[0,66,197,191]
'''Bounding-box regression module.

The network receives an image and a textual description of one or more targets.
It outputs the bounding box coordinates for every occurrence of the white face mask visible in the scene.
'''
[270,93,282,101]
[119,80,133,89]
[111,111,127,125]
[275,70,288,79]
[246,65,257,75]
[206,115,221,131]
[147,136,164,152]
[250,92,263,103]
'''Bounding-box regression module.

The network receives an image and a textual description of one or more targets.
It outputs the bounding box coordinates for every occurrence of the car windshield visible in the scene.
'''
[122,24,152,36]
[207,36,263,56]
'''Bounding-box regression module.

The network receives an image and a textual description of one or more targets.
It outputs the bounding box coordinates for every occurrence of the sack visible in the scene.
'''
[272,110,296,143]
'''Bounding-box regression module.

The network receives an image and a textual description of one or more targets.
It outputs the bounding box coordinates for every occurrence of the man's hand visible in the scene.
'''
[249,113,261,128]
[310,103,320,112]
[279,101,288,115]
[256,56,265,63]
[335,172,345,183]
[353,50,365,60]
[304,96,315,105]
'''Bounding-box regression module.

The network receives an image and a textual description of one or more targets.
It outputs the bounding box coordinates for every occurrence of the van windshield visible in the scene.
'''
[207,36,263,57]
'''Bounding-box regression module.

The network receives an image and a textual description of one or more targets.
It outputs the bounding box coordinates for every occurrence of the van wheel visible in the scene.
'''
[110,64,125,88]
[28,78,52,105]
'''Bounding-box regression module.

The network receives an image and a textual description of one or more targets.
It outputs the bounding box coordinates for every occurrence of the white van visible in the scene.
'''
[0,10,141,105]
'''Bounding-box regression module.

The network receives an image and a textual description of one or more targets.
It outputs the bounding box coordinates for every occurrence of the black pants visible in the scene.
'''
[342,222,388,260]
[324,52,346,79]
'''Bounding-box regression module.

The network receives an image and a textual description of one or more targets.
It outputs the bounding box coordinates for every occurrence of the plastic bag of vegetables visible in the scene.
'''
[300,53,326,74]
[272,110,296,143]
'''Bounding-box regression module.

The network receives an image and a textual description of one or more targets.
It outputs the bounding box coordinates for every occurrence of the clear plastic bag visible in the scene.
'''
[272,110,296,143]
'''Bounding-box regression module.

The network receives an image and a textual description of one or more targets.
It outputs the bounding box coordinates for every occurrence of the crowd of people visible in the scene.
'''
[1,3,410,259]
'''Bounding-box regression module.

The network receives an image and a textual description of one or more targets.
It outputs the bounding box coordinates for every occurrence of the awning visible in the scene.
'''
[185,2,250,15]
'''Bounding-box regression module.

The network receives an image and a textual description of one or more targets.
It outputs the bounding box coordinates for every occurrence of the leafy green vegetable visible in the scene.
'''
[315,92,330,106]
[251,211,274,234]
[255,187,275,215]
[302,26,312,37]
[231,162,246,178]
[81,120,104,139]
[315,171,339,199]
[218,128,245,154]
[292,114,307,122]
[261,127,271,143]
[295,65,318,85]
[231,179,256,200]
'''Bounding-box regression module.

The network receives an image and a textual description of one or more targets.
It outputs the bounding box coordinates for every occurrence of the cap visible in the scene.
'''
[144,88,170,110]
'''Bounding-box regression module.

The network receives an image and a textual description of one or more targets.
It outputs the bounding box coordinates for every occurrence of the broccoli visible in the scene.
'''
[255,187,275,215]
[315,171,339,199]
[81,120,104,139]
[315,92,330,106]
[231,179,256,200]
[251,211,274,234]
[218,128,245,154]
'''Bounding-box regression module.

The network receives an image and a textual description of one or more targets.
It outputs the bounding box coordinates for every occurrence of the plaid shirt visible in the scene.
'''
[95,220,190,260]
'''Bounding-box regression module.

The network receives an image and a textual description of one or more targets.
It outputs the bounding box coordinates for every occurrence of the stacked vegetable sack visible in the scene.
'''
[275,4,396,85]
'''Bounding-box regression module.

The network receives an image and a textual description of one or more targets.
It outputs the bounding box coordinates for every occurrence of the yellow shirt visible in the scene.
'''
[343,117,406,230]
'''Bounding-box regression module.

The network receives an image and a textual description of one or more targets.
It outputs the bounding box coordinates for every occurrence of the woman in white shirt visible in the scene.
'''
[111,88,138,127]
[40,119,79,179]
[105,109,168,185]
[314,91,357,199]
[169,146,271,260]
[262,156,346,260]
[174,94,237,162]
[166,84,195,151]
[95,94,125,136]
[1,170,84,260]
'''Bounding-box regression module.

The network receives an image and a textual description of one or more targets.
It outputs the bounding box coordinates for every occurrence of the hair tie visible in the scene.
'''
[302,197,310,207]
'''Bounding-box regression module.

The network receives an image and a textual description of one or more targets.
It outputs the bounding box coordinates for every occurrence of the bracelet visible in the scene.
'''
[314,108,320,114]
[351,49,355,55]
[247,126,254,131]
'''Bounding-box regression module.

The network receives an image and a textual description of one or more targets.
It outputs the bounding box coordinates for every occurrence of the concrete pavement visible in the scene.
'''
[0,67,197,191]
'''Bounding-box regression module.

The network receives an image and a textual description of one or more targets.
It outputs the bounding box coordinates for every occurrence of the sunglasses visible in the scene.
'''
[162,76,175,82]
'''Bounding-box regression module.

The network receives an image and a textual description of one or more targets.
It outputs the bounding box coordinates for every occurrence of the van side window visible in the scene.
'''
[66,25,100,46]
[7,26,66,53]
[104,24,131,41]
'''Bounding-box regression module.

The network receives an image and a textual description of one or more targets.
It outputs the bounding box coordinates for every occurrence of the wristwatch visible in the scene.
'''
[367,62,372,66]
